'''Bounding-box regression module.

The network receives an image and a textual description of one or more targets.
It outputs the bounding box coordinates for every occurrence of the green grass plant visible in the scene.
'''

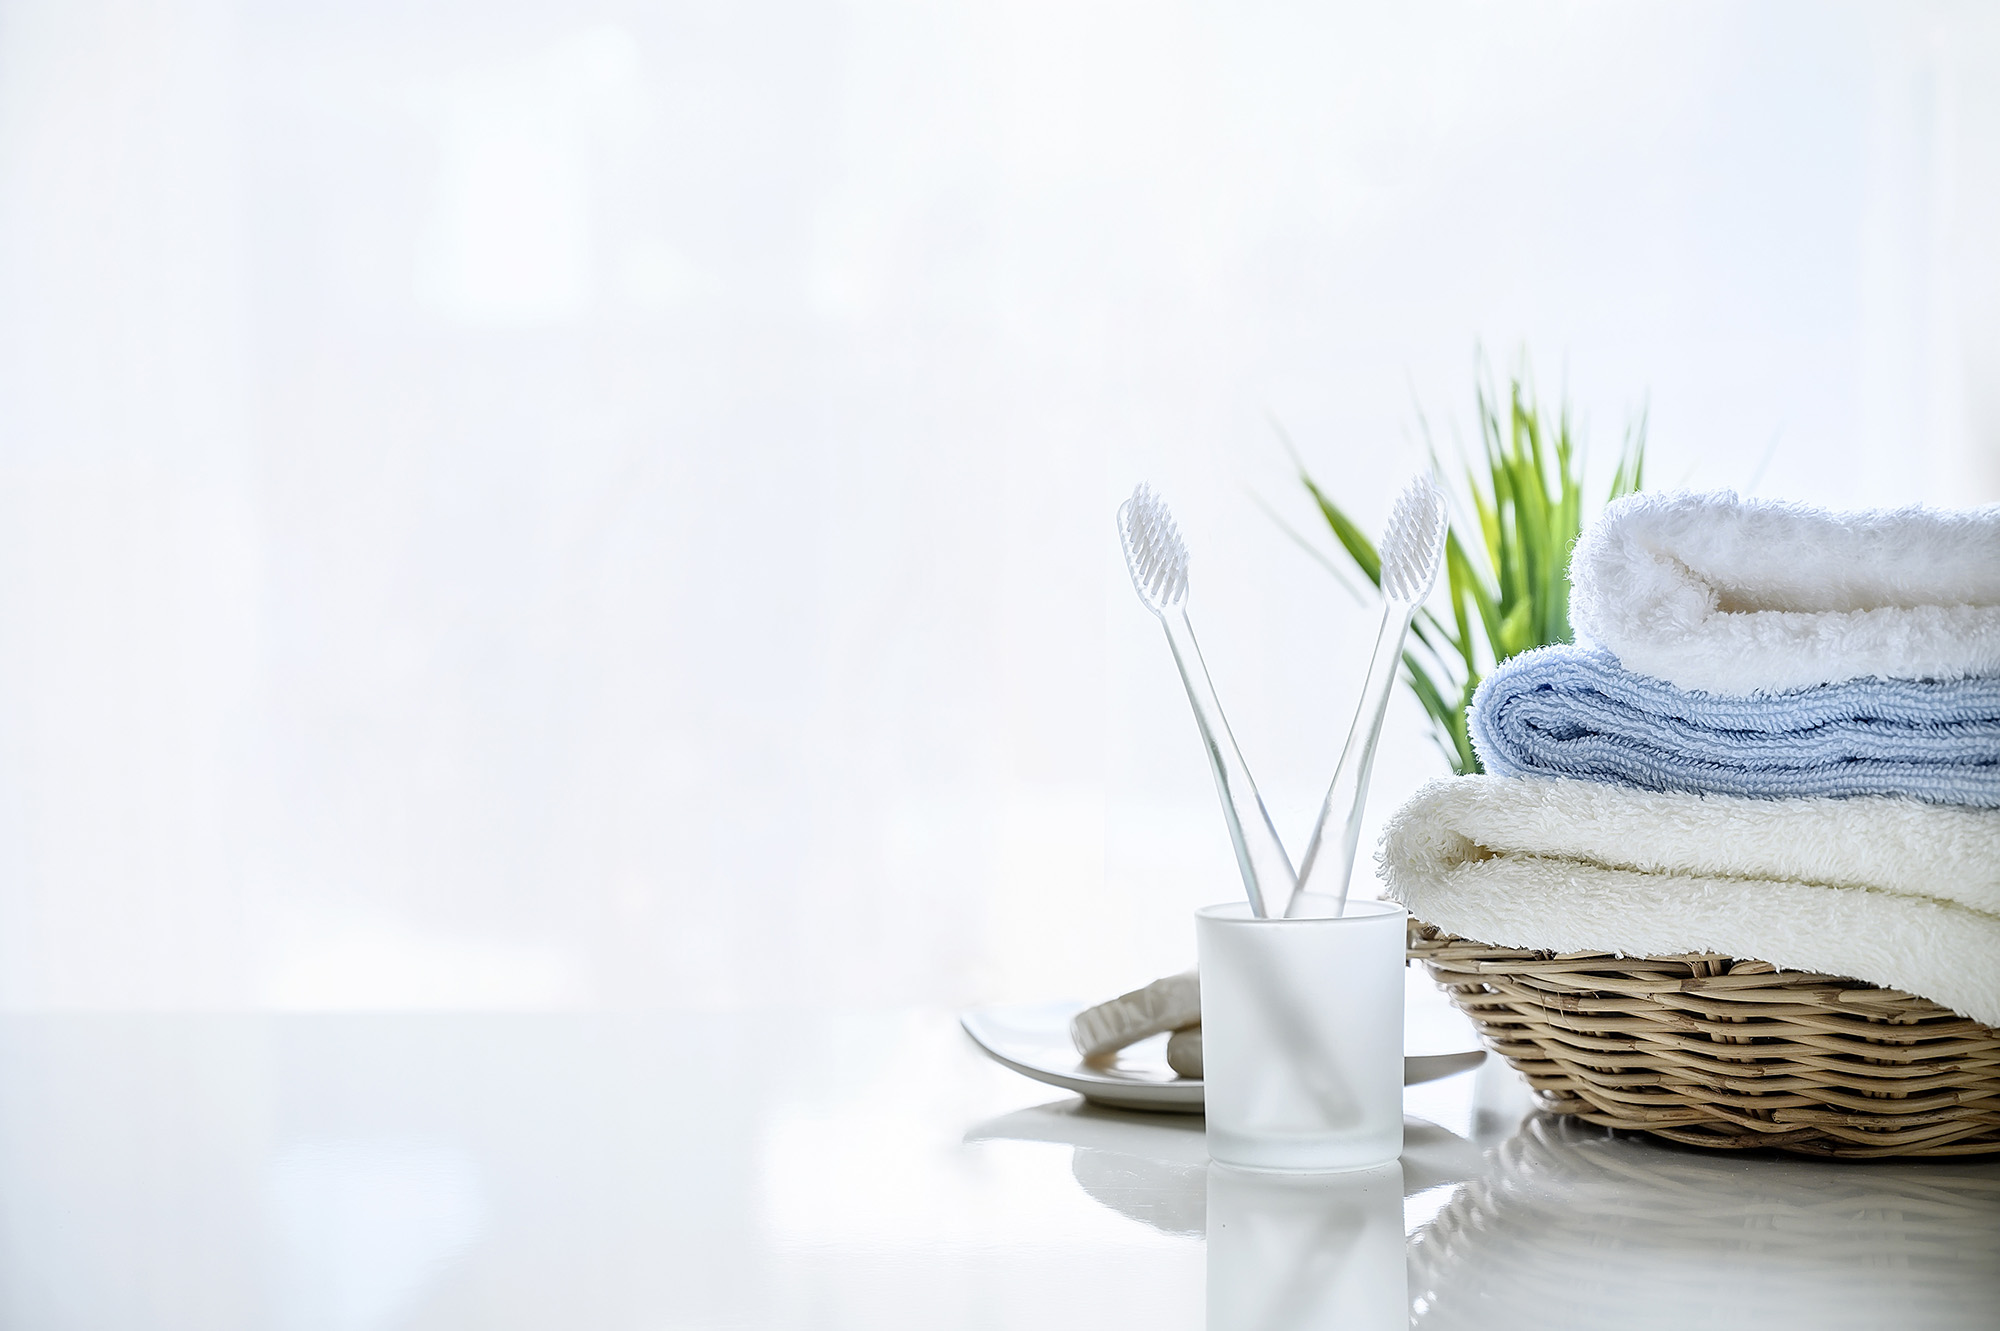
[1285,369,1646,774]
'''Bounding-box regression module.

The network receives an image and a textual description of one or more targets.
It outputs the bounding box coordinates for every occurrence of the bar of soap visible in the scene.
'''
[1070,969,1200,1058]
[1166,1025,1202,1079]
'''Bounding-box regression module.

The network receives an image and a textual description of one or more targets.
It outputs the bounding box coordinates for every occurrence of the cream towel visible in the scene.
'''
[1568,491,2000,695]
[1379,776,2000,1027]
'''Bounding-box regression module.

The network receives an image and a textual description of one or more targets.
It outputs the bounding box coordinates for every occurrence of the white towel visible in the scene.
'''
[1378,775,2000,1027]
[1568,491,2000,695]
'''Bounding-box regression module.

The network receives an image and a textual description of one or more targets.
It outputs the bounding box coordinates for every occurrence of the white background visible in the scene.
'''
[0,0,1995,1011]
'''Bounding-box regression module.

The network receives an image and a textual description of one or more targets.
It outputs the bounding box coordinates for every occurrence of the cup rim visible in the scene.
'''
[1196,897,1407,925]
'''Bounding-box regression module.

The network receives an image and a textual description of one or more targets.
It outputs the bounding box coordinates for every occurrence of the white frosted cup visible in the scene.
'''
[1196,897,1406,1172]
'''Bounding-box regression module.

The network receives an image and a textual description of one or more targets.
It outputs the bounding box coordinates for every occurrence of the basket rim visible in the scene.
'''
[1406,919,2000,1160]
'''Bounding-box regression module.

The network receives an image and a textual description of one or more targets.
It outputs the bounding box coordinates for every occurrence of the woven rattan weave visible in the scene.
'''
[1408,921,2000,1158]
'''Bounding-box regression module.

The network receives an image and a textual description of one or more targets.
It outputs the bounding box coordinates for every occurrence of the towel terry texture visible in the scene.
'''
[1568,491,2000,695]
[1379,776,2000,1027]
[1470,645,2000,807]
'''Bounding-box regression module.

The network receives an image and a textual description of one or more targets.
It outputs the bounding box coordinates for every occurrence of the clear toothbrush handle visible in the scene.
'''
[1160,608,1297,918]
[1287,604,1413,917]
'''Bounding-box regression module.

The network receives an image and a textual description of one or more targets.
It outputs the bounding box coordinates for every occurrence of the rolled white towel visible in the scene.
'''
[1568,491,2000,695]
[1165,1025,1203,1079]
[1069,969,1200,1058]
[1379,776,2000,1027]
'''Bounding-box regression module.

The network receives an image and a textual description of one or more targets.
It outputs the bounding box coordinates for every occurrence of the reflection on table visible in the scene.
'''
[971,1085,2000,1331]
[0,1011,1990,1328]
[1408,1114,2000,1331]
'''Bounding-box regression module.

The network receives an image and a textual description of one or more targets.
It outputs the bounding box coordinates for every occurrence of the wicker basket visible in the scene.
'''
[1408,920,2000,1158]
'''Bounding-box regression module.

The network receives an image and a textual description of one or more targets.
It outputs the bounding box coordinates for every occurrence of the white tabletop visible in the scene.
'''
[0,1008,1993,1329]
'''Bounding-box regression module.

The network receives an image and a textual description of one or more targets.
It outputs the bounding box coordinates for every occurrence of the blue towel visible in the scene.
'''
[1469,646,2000,807]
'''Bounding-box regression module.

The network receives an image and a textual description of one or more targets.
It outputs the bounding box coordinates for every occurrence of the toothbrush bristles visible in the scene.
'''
[1118,484,1189,611]
[1379,473,1447,604]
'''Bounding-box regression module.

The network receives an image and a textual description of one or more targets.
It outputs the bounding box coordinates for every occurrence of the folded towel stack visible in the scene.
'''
[1382,491,2000,1026]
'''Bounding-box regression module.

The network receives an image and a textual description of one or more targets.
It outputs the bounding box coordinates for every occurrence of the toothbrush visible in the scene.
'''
[1285,473,1447,918]
[1119,486,1297,917]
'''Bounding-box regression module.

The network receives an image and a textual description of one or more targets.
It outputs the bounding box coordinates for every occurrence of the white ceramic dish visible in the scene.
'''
[961,999,1485,1114]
